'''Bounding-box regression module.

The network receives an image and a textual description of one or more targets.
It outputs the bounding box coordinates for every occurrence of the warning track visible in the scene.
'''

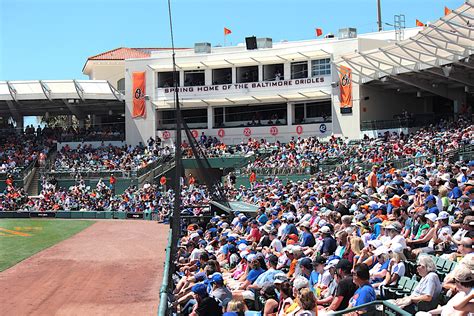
[0,220,169,316]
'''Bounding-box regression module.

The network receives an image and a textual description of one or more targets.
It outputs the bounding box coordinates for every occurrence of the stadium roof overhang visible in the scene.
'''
[0,80,124,117]
[334,1,474,100]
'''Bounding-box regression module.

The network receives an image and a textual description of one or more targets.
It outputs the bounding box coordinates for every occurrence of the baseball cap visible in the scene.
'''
[274,273,289,284]
[313,255,326,265]
[190,232,200,239]
[210,273,224,284]
[300,257,313,270]
[390,243,404,254]
[368,217,382,224]
[373,246,389,257]
[325,258,340,270]
[191,283,208,297]
[272,219,281,226]
[299,221,311,229]
[436,211,449,221]
[319,226,331,234]
[425,195,436,203]
[385,222,402,232]
[425,213,437,222]
[293,276,309,290]
[453,265,474,283]
[335,259,352,271]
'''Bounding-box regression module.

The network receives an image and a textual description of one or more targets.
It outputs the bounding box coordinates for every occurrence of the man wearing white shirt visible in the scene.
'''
[269,230,283,253]
[385,222,407,249]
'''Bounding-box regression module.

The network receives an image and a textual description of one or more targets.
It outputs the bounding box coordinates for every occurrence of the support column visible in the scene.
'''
[286,103,293,126]
[16,115,24,132]
[207,106,213,131]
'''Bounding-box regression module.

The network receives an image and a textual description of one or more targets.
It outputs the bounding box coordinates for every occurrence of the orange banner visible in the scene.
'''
[339,66,352,109]
[132,72,146,118]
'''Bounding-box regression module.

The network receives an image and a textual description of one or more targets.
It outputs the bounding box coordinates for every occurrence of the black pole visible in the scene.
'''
[377,0,383,31]
[167,0,181,273]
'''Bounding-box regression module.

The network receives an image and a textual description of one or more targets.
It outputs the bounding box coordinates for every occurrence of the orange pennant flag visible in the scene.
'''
[416,19,425,27]
[315,28,323,37]
[444,6,452,16]
[224,27,232,36]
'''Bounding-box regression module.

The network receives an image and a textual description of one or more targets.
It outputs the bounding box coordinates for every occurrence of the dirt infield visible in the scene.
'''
[0,220,169,316]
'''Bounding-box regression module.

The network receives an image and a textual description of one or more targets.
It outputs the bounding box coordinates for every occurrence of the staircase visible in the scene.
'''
[27,168,40,196]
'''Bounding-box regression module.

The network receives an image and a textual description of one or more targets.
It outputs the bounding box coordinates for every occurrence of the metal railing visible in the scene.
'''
[158,229,172,316]
[330,300,411,316]
[360,114,438,131]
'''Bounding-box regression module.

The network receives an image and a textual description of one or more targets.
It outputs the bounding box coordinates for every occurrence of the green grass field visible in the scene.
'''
[0,219,95,272]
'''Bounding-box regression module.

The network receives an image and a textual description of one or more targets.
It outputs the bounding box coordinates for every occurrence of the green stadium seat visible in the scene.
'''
[394,279,418,298]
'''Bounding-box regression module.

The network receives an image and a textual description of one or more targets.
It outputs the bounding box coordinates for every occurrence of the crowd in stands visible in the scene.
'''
[0,128,52,175]
[1,117,474,315]
[242,118,472,174]
[52,142,172,174]
[169,118,473,315]
[23,124,125,142]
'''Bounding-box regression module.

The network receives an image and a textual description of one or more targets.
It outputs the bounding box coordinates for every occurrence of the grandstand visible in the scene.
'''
[0,2,473,316]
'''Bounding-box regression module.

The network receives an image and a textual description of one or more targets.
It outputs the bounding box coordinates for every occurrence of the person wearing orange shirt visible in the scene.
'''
[249,170,257,189]
[188,173,196,190]
[367,165,378,193]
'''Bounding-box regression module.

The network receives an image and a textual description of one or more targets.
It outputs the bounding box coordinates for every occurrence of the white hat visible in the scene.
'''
[293,276,309,290]
[319,226,331,234]
[436,211,449,221]
[299,221,311,229]
[324,258,340,270]
[390,243,404,254]
[289,245,302,254]
[425,213,437,222]
[368,240,383,248]
[246,253,257,262]
[241,249,250,257]
[372,246,389,257]
[385,222,402,232]
[238,243,248,252]
[190,233,200,239]
[274,273,289,284]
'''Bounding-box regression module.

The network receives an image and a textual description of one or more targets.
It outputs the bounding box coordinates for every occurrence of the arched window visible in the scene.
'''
[117,78,125,93]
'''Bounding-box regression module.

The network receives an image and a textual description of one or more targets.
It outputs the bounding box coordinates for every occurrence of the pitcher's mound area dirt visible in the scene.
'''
[0,220,169,316]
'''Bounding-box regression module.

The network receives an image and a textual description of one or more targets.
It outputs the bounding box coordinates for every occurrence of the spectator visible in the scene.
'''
[348,263,376,309]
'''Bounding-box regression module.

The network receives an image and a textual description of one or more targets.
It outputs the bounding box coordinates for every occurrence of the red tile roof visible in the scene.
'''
[83,47,189,73]
[87,47,165,61]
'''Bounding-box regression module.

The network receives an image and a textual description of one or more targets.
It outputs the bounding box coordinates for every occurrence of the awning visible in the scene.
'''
[0,80,123,102]
[209,201,258,215]
[335,2,474,84]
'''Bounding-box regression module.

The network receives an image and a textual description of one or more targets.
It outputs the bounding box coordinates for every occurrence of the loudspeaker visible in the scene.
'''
[245,36,257,50]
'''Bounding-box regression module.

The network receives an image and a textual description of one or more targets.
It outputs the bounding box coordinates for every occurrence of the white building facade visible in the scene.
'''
[124,29,421,146]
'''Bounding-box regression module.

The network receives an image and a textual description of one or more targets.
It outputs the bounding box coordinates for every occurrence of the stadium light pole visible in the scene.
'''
[167,0,181,273]
[377,0,383,31]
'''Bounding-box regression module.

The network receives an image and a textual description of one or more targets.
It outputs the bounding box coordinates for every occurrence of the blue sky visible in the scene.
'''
[0,0,465,81]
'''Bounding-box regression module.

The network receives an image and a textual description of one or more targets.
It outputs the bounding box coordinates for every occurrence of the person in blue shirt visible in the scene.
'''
[448,178,462,199]
[424,195,439,215]
[256,207,269,225]
[236,256,265,290]
[348,263,376,309]
[299,222,316,247]
[309,256,326,292]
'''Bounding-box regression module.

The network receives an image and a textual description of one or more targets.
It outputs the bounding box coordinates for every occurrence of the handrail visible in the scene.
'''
[329,300,411,316]
[158,229,172,316]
